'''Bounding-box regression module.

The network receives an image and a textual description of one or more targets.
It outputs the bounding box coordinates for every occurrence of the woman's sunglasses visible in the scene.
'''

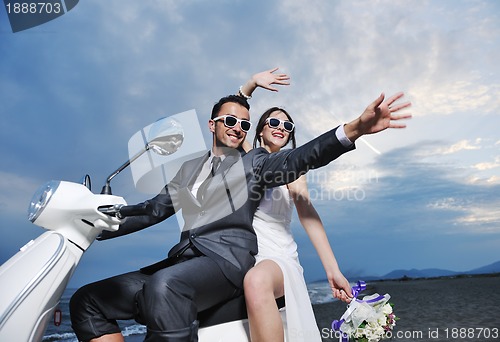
[266,117,295,133]
[213,115,252,132]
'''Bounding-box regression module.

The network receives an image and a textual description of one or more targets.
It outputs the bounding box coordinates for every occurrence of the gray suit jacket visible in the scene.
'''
[102,126,354,288]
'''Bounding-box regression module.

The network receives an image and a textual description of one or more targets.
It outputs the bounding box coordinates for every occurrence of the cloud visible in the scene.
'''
[409,81,500,117]
[372,142,500,234]
[473,156,500,171]
[0,171,40,216]
[456,205,500,231]
[434,139,482,155]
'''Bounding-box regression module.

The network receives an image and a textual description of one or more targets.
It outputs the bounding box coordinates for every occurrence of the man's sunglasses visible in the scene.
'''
[266,117,295,133]
[213,115,252,132]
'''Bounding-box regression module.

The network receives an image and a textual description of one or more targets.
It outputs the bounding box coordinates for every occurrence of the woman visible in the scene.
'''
[239,70,352,342]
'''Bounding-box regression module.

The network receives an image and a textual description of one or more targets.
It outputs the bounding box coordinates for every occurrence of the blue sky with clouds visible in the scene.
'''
[1,0,499,288]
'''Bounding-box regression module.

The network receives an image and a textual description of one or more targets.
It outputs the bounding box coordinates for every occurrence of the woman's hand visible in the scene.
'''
[252,67,290,92]
[239,67,290,98]
[328,269,353,303]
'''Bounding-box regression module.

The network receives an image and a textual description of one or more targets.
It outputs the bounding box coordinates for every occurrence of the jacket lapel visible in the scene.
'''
[177,152,210,208]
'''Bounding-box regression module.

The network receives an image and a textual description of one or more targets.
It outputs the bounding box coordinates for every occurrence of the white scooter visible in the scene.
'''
[0,117,286,342]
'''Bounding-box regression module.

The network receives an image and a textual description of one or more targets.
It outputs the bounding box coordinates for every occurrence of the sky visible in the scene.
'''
[0,0,499,288]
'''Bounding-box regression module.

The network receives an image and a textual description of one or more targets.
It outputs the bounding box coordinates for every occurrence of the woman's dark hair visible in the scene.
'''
[211,95,250,119]
[252,107,296,149]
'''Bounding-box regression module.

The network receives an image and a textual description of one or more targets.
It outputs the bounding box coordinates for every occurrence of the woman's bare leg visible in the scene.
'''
[89,333,124,342]
[244,260,285,342]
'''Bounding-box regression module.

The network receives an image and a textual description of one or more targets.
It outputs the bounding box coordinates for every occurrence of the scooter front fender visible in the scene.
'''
[0,231,82,342]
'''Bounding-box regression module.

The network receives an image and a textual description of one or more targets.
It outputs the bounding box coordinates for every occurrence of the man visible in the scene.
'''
[70,81,411,341]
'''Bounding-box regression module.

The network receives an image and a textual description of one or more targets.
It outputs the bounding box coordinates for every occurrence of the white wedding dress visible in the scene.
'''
[253,186,322,342]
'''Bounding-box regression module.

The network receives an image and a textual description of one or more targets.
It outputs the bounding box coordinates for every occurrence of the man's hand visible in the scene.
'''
[345,92,412,142]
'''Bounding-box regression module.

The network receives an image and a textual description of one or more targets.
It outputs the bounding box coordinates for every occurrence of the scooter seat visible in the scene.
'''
[197,295,285,328]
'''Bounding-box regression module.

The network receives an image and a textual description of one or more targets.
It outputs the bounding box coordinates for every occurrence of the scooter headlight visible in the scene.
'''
[28,180,60,222]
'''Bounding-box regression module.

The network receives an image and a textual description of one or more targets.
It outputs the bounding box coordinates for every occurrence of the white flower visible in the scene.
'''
[382,303,393,315]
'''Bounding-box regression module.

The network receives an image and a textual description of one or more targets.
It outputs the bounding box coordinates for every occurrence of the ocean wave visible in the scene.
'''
[122,323,147,337]
[42,324,146,341]
[42,331,77,342]
[307,281,338,305]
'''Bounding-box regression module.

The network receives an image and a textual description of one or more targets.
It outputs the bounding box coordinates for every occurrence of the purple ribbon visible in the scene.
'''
[351,280,366,298]
[331,280,367,342]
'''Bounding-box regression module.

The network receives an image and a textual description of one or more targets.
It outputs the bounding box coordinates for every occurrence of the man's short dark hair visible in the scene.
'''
[211,95,250,119]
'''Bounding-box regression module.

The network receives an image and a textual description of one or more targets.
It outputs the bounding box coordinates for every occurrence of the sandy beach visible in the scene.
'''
[313,274,500,341]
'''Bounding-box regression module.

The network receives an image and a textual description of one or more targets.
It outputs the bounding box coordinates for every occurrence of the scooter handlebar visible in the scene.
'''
[96,203,151,240]
[98,203,149,218]
[117,203,149,218]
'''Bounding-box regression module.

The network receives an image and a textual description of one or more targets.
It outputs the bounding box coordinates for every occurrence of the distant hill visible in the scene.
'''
[309,260,500,284]
[383,268,458,279]
[381,260,500,280]
[466,260,500,275]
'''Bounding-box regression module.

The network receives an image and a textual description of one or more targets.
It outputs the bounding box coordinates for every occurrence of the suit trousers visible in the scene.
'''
[70,247,240,341]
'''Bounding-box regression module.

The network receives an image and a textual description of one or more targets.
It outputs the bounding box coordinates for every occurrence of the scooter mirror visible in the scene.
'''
[101,116,185,195]
[146,117,184,156]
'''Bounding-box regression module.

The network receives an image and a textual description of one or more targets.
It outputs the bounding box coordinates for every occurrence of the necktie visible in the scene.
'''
[197,156,221,202]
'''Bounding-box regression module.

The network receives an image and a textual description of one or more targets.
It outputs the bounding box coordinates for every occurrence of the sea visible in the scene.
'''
[42,281,336,341]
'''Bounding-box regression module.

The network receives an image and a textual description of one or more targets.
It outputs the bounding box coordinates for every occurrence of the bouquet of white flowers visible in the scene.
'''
[332,281,398,342]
